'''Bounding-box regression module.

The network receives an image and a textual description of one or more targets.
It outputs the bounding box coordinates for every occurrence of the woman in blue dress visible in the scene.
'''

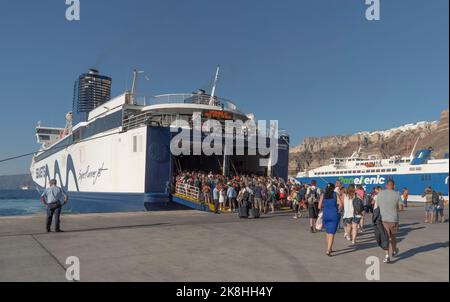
[318,183,343,257]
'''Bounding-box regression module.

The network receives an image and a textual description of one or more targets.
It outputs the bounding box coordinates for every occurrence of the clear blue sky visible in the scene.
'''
[0,0,448,175]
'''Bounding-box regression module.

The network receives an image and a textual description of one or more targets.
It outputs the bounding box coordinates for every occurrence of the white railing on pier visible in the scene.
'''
[175,182,200,202]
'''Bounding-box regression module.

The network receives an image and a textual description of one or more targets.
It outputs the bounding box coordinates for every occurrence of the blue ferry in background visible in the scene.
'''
[295,146,449,202]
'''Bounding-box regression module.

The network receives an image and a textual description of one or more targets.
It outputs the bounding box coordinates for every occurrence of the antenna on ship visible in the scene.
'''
[409,136,421,160]
[350,145,362,159]
[209,65,220,106]
[130,69,149,104]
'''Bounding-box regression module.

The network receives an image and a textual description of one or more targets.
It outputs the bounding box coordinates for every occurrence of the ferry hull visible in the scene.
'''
[31,126,180,213]
[296,173,449,201]
[31,124,290,213]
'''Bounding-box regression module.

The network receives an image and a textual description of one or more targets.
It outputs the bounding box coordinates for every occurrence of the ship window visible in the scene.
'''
[37,129,61,135]
[38,135,50,141]
[132,135,143,153]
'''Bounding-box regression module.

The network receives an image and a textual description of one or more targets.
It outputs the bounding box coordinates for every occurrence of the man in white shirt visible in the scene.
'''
[40,179,68,232]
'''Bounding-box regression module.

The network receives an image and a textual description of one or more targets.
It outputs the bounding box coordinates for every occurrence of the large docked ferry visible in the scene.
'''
[31,68,289,213]
[295,146,449,202]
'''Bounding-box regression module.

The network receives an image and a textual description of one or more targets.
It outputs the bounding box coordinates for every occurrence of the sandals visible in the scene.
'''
[383,255,390,263]
[392,248,399,258]
[326,250,333,257]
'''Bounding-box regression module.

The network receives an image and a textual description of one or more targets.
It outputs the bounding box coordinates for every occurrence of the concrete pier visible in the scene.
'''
[0,206,448,282]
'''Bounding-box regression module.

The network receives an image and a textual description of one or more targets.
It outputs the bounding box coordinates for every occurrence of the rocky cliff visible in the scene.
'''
[289,108,449,176]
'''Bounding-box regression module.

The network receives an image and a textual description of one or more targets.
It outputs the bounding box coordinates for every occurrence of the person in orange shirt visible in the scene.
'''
[402,188,409,209]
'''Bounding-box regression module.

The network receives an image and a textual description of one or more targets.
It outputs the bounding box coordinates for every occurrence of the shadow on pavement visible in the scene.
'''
[331,224,428,257]
[391,241,449,263]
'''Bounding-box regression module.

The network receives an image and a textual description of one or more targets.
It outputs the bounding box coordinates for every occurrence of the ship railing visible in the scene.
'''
[133,94,238,111]
[175,182,200,202]
[122,111,155,131]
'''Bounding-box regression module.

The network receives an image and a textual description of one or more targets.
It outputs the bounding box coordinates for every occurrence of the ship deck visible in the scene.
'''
[0,206,448,282]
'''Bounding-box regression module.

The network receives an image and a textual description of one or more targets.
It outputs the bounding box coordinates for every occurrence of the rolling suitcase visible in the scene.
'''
[238,201,249,218]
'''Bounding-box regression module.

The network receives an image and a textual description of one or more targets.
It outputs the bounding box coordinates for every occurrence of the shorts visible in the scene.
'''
[254,197,263,209]
[382,222,399,236]
[343,218,353,225]
[435,208,444,215]
[343,216,361,225]
[308,203,319,219]
[425,203,435,213]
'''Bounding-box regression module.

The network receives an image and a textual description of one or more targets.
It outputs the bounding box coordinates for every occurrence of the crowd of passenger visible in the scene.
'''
[174,170,447,262]
[174,171,293,214]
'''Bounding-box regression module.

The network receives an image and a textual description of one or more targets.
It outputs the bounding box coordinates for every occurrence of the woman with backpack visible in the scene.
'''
[318,183,343,257]
[342,184,361,244]
[306,180,321,233]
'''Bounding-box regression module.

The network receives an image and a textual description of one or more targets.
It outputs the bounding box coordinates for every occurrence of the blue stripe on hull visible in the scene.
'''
[171,195,210,212]
[296,173,449,196]
[62,191,188,214]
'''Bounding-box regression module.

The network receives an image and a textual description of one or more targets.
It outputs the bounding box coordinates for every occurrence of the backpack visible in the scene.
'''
[353,197,364,215]
[307,188,319,205]
[242,190,250,203]
[432,191,439,205]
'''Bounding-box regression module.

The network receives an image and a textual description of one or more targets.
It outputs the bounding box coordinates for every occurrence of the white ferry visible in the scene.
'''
[295,145,449,202]
[30,68,289,213]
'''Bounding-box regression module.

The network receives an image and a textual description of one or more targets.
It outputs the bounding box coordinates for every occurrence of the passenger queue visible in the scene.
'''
[174,171,447,263]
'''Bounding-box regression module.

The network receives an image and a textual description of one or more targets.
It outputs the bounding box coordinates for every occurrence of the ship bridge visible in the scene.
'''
[122,91,249,131]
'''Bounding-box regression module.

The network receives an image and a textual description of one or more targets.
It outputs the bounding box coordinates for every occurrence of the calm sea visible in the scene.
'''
[0,190,45,217]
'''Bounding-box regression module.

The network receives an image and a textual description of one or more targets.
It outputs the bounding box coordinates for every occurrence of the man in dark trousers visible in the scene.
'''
[40,179,68,232]
[376,179,402,263]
